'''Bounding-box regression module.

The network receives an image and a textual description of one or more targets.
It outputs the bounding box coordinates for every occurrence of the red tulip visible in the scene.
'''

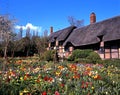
[42,91,47,95]
[55,91,60,95]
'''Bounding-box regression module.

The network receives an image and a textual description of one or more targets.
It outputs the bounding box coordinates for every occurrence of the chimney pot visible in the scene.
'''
[90,12,96,24]
[50,26,53,34]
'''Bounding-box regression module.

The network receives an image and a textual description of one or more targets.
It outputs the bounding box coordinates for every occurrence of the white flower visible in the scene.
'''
[59,78,62,81]
[95,71,98,74]
[106,92,108,94]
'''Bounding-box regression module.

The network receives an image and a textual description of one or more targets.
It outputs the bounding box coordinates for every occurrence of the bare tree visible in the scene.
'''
[43,29,48,37]
[68,16,84,27]
[68,16,76,26]
[31,30,48,58]
[42,29,48,50]
[0,15,15,58]
[17,26,23,40]
[26,26,31,38]
[0,15,15,70]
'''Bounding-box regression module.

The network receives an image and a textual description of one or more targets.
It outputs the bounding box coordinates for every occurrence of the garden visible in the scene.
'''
[0,54,120,95]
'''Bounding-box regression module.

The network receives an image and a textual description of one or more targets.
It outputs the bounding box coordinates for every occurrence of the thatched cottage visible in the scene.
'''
[48,13,120,59]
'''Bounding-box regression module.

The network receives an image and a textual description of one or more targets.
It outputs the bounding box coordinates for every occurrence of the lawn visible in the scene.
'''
[0,57,120,95]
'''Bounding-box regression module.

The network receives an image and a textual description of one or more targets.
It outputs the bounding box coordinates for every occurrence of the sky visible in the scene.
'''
[0,0,120,35]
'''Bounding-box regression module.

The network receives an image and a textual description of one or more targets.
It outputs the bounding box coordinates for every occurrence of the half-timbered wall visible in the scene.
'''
[104,40,120,59]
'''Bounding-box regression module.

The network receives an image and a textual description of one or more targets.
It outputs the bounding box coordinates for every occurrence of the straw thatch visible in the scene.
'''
[48,26,76,43]
[63,16,120,46]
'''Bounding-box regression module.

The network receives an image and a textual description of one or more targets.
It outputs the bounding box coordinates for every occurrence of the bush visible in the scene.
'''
[68,49,93,62]
[74,58,92,63]
[43,50,55,61]
[102,59,120,68]
[87,52,102,64]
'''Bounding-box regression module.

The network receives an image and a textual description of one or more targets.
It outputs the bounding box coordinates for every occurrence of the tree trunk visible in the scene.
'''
[4,46,7,58]
[12,50,15,58]
[3,46,8,71]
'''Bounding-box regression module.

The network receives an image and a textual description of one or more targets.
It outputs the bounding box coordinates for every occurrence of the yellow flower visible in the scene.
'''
[20,77,23,81]
[55,71,61,76]
[19,89,29,95]
[108,72,110,76]
[91,86,94,90]
[23,89,29,93]
[19,92,23,95]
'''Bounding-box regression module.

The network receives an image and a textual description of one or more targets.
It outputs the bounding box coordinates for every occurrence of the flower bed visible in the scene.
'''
[0,59,120,95]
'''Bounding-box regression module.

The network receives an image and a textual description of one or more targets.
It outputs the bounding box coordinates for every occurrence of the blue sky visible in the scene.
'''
[0,0,120,35]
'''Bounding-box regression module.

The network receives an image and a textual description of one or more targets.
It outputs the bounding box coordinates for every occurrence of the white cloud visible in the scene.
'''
[15,23,42,32]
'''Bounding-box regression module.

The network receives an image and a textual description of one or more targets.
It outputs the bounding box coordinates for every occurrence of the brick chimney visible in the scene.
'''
[50,26,53,34]
[90,12,96,24]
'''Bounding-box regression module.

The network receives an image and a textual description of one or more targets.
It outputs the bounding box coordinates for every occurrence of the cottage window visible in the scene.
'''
[65,48,69,52]
[51,42,55,47]
[59,41,63,46]
[111,45,119,59]
[99,47,104,54]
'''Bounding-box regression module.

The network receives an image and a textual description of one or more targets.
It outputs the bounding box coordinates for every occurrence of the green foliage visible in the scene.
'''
[43,50,55,61]
[102,59,120,68]
[68,49,93,62]
[0,25,48,57]
[74,49,93,58]
[69,49,120,65]
[68,49,102,64]
[87,52,102,64]
[0,59,119,95]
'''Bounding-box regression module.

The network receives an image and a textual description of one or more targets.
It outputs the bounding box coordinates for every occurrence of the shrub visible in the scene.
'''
[67,55,74,61]
[87,52,102,64]
[102,59,120,68]
[43,50,55,61]
[68,49,93,62]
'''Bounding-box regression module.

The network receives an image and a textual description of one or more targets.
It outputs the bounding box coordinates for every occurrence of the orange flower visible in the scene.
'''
[16,60,22,64]
[69,64,77,71]
[24,73,30,80]
[94,74,101,80]
[36,79,40,83]
[88,71,92,76]
[24,76,27,80]
[9,71,16,77]
[48,77,53,82]
[58,65,64,70]
[86,67,92,71]
[73,74,80,79]
[20,67,26,71]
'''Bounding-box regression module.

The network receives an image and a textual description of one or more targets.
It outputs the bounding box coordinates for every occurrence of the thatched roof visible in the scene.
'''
[48,26,76,43]
[63,16,120,46]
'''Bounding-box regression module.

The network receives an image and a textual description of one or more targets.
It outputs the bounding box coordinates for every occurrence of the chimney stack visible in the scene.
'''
[90,12,96,24]
[50,26,53,34]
